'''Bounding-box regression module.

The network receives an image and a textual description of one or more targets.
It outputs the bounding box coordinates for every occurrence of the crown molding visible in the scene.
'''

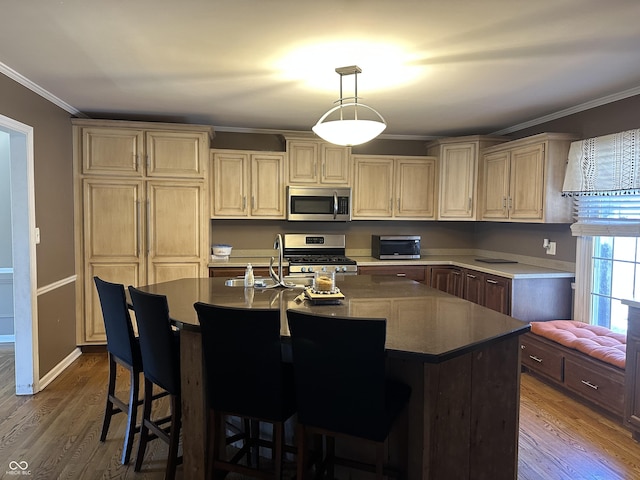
[490,85,640,136]
[0,61,87,117]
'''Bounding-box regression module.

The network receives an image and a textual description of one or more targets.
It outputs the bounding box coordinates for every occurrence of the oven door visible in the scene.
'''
[287,186,351,221]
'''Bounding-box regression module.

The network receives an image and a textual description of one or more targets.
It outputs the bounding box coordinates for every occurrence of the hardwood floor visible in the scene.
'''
[1,344,639,480]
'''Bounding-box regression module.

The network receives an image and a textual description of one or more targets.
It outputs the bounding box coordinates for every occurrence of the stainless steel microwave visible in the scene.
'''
[287,186,352,221]
[372,235,421,259]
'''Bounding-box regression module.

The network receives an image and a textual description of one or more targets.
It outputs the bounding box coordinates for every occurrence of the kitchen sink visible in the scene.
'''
[224,276,313,288]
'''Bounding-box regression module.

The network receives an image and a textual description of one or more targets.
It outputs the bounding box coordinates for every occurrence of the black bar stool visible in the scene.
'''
[128,286,182,480]
[93,276,142,465]
[286,309,411,480]
[194,302,296,480]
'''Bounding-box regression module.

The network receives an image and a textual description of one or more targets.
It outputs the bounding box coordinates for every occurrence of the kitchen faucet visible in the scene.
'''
[270,233,285,286]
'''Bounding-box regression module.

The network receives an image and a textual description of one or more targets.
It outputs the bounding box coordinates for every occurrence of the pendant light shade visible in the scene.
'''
[312,66,386,146]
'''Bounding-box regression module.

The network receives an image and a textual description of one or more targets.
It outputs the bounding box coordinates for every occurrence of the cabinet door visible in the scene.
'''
[395,157,436,219]
[428,266,464,297]
[484,275,511,314]
[463,270,484,305]
[83,179,144,342]
[352,157,394,218]
[251,154,285,217]
[146,131,207,178]
[147,180,207,282]
[212,152,249,217]
[83,179,144,262]
[86,263,141,342]
[81,127,144,176]
[481,151,510,220]
[509,143,544,221]
[439,143,477,219]
[321,144,350,184]
[287,141,318,184]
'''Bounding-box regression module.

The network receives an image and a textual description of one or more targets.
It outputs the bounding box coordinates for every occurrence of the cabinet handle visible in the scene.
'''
[251,196,255,210]
[133,154,138,170]
[452,271,461,276]
[396,273,406,277]
[389,199,393,211]
[468,198,472,211]
[486,279,498,284]
[502,197,507,208]
[242,196,246,211]
[146,200,150,255]
[136,200,141,257]
[581,380,599,390]
[467,274,476,279]
[508,197,513,209]
[521,345,526,350]
[146,154,150,171]
[322,162,325,178]
[397,198,400,210]
[529,355,543,363]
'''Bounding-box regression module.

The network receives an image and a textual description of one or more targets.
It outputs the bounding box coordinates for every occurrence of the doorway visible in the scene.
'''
[0,114,39,395]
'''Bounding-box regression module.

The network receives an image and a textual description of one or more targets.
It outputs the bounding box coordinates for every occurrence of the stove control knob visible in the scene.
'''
[341,266,348,272]
[308,266,314,273]
[300,267,307,273]
[321,266,327,272]
[335,266,340,272]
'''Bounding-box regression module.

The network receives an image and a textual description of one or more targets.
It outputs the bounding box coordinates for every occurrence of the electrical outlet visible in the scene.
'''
[546,241,556,255]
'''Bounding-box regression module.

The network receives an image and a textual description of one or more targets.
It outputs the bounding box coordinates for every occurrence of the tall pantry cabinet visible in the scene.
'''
[73,119,213,343]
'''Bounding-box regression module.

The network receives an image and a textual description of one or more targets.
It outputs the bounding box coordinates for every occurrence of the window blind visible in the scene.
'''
[570,194,640,236]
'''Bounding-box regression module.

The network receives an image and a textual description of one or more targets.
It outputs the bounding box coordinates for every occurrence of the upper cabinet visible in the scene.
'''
[479,133,578,223]
[211,149,285,219]
[427,136,508,220]
[285,136,351,185]
[77,121,211,178]
[352,155,437,220]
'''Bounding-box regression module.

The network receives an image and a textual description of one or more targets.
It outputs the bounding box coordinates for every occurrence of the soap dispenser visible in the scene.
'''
[244,263,255,287]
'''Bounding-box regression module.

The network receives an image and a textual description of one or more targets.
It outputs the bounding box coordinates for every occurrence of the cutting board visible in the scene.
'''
[304,287,344,304]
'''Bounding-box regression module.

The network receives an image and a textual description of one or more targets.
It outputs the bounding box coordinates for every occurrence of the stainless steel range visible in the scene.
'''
[283,233,357,275]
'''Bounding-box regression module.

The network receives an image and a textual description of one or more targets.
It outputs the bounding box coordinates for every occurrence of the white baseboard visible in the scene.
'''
[38,347,82,391]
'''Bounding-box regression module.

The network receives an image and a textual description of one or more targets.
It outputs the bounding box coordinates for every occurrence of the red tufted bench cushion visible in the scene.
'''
[530,320,626,370]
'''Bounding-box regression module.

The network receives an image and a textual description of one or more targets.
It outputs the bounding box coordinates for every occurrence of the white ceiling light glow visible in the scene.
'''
[312,65,387,146]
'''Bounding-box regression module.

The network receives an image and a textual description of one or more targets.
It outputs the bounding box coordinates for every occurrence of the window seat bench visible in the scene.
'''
[520,320,626,418]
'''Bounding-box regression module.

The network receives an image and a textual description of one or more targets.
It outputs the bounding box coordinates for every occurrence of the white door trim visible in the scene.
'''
[1,114,39,394]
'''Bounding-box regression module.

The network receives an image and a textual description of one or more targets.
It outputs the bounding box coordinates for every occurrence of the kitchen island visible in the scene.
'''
[138,275,530,480]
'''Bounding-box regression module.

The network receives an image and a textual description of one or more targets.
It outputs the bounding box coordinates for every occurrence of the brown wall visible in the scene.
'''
[211,220,476,253]
[508,94,640,139]
[0,73,76,377]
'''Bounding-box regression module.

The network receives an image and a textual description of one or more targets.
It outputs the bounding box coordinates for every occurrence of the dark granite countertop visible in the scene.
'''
[138,275,530,363]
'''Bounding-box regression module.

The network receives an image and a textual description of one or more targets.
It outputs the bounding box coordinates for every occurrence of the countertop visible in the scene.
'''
[138,275,530,363]
[209,254,574,280]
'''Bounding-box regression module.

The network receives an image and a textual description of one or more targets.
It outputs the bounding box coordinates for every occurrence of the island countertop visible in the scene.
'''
[139,275,530,363]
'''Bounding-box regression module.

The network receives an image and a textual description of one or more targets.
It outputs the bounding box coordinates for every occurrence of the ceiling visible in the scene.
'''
[2,0,640,139]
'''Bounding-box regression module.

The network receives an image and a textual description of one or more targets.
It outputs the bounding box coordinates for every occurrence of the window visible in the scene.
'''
[573,195,640,335]
[591,236,640,333]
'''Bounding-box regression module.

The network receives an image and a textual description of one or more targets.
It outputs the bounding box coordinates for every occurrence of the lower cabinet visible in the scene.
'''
[625,305,640,441]
[426,265,572,321]
[357,265,426,283]
[521,333,625,418]
[426,266,510,314]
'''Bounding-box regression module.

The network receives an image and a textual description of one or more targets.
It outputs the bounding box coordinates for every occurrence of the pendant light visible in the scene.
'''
[312,66,386,146]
